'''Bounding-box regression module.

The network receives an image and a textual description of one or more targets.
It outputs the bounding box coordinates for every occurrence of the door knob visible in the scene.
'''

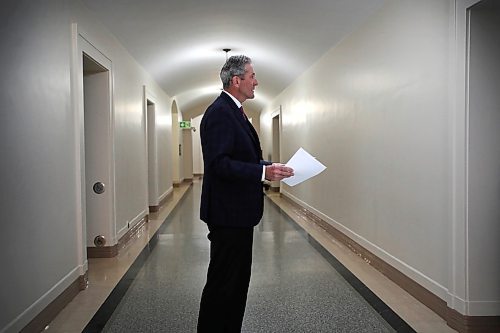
[93,182,105,194]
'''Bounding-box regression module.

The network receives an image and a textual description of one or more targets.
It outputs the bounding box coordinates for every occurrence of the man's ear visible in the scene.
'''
[231,76,240,87]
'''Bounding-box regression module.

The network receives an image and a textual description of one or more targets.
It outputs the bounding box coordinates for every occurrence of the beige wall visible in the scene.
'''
[0,1,173,331]
[261,0,498,316]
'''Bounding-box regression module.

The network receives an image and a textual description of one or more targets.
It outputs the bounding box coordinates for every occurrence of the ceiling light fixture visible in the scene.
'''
[223,48,231,60]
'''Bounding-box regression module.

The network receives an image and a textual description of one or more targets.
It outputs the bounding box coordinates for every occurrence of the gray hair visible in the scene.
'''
[220,55,252,89]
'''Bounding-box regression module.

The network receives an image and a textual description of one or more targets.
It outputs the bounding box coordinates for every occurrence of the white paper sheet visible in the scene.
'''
[282,147,327,186]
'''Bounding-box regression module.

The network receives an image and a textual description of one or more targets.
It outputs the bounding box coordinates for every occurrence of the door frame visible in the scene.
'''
[270,106,282,191]
[71,23,116,272]
[143,86,159,209]
[450,0,483,315]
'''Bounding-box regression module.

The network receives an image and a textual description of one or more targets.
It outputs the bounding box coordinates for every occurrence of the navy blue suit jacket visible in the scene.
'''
[200,92,265,228]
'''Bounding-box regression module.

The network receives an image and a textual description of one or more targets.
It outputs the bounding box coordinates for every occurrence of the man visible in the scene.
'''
[197,55,294,332]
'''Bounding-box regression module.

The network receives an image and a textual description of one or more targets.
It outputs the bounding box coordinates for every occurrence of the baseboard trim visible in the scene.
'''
[87,215,150,258]
[277,193,500,333]
[174,178,194,187]
[86,244,118,258]
[270,186,280,192]
[149,190,173,212]
[447,308,500,333]
[117,215,148,251]
[20,273,87,333]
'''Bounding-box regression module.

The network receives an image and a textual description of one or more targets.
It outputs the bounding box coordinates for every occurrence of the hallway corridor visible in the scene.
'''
[43,180,459,333]
[77,181,411,332]
[3,2,500,332]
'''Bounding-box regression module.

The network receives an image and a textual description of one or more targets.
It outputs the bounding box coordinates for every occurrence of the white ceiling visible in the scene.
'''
[81,0,385,117]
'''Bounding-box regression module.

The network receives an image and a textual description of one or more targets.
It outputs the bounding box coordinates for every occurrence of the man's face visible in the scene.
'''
[238,64,258,101]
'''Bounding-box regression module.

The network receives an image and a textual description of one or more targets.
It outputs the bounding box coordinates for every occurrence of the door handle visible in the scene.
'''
[93,182,105,194]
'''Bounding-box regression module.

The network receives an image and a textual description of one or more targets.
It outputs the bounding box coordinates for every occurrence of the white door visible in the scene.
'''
[467,0,500,307]
[182,128,193,180]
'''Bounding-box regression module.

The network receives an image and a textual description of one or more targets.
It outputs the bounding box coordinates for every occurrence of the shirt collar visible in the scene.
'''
[222,90,242,109]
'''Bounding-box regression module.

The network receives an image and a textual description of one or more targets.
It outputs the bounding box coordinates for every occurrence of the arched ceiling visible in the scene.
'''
[81,0,385,118]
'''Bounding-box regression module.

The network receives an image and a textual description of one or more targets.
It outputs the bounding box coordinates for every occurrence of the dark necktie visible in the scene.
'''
[239,106,247,121]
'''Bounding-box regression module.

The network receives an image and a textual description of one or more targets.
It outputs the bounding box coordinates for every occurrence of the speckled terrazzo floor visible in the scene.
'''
[96,182,404,332]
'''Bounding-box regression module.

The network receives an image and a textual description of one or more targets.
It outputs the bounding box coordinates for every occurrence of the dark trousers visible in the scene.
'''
[197,226,254,333]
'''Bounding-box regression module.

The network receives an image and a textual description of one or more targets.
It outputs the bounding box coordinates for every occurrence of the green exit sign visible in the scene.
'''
[179,121,191,129]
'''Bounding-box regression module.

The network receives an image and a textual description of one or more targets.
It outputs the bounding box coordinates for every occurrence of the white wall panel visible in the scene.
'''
[0,2,77,331]
[262,0,455,309]
[261,0,500,316]
[0,0,174,331]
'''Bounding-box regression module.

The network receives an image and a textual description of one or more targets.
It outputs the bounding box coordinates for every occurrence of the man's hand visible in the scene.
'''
[265,163,294,181]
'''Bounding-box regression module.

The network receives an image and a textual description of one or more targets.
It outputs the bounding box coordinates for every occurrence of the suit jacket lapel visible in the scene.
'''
[245,119,261,153]
[220,93,261,154]
[236,109,261,155]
